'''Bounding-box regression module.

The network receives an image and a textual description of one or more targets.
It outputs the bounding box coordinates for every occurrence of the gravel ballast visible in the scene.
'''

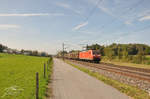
[69,61,150,94]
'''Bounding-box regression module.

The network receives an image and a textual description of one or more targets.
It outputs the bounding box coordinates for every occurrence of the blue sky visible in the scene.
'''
[0,0,150,54]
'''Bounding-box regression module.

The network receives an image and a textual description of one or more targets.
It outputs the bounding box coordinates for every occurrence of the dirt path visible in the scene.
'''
[52,58,130,99]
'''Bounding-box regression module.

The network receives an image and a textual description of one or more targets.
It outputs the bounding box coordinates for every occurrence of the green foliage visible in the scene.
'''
[88,43,150,56]
[0,53,52,99]
[122,46,128,60]
[87,43,150,64]
[132,46,145,64]
[117,46,122,59]
[0,44,7,52]
[145,47,150,55]
[86,44,105,55]
[104,47,115,60]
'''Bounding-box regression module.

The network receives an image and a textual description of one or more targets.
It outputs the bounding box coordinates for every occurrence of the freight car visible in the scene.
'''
[64,50,101,63]
[64,51,79,59]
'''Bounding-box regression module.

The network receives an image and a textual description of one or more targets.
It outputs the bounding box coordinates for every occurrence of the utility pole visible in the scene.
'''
[62,43,64,60]
[86,44,88,50]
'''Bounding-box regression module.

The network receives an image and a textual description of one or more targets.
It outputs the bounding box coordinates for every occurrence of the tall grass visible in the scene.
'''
[102,55,150,68]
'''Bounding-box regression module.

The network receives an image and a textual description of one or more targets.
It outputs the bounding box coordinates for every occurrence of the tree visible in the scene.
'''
[32,50,38,56]
[21,49,25,54]
[145,47,150,55]
[99,46,105,56]
[122,46,128,60]
[135,46,145,63]
[0,44,8,52]
[104,47,114,60]
[117,46,122,59]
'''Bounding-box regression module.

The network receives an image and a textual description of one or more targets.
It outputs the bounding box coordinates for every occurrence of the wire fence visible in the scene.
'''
[36,58,52,99]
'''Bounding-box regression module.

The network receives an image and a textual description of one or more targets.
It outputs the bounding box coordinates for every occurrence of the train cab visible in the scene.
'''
[92,50,101,62]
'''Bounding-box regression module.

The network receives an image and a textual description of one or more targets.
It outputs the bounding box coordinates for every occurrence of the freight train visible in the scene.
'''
[64,50,101,63]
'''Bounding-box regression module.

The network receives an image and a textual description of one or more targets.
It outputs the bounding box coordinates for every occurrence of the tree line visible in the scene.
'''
[0,44,51,57]
[86,43,150,64]
[0,44,8,52]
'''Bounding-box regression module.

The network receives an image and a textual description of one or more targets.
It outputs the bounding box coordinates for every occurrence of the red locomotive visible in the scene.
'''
[79,50,101,62]
[64,50,101,63]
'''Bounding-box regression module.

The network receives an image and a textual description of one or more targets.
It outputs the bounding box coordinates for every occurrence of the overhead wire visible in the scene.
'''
[99,0,145,32]
[85,0,103,21]
[114,0,150,36]
[75,0,103,28]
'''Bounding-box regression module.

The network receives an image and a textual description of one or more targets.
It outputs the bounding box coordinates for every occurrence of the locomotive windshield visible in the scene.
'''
[92,50,100,55]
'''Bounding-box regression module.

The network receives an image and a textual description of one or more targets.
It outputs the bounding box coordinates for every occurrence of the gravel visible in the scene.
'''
[69,61,150,93]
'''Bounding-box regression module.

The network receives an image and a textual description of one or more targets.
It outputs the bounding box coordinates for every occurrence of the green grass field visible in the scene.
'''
[0,53,52,99]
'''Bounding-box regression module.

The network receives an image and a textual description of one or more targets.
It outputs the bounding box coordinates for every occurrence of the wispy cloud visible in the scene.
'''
[139,15,150,21]
[56,2,84,18]
[0,24,20,30]
[56,2,71,9]
[73,21,88,30]
[0,13,64,17]
[88,0,143,24]
[87,0,115,17]
[124,20,133,25]
[98,6,114,17]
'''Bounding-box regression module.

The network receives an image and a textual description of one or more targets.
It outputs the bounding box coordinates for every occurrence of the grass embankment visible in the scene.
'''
[102,56,150,69]
[66,61,150,99]
[0,53,53,99]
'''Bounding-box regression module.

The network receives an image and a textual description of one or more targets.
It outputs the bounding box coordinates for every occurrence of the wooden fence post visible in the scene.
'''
[36,72,39,99]
[44,63,46,78]
[47,61,49,71]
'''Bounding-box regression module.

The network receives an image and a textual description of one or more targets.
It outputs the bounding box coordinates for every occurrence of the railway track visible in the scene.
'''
[69,60,150,82]
[101,62,150,73]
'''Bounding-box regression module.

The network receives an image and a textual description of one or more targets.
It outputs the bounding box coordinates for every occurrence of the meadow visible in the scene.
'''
[0,53,52,99]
